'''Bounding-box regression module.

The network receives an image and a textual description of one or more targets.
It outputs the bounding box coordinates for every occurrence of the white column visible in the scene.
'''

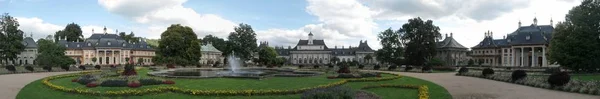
[542,47,546,67]
[104,50,107,65]
[520,47,524,67]
[531,47,535,67]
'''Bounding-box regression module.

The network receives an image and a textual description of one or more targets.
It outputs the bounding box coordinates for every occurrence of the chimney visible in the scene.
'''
[445,33,448,38]
[288,46,291,49]
[335,46,337,49]
[92,28,95,33]
[550,17,554,26]
[450,33,453,37]
[503,36,506,39]
[342,46,344,49]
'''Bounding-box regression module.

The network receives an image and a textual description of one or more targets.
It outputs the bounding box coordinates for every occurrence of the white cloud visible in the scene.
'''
[80,25,114,37]
[15,17,62,40]
[257,0,381,49]
[98,0,237,39]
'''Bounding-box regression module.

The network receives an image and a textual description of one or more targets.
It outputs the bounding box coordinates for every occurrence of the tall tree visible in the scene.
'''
[119,31,140,43]
[35,39,75,67]
[377,28,404,65]
[549,0,600,73]
[399,17,441,66]
[157,24,202,66]
[258,46,278,65]
[202,34,231,56]
[228,23,258,63]
[54,23,83,42]
[0,13,25,65]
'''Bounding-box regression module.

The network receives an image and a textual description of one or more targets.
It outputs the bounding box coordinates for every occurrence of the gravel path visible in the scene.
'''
[0,71,78,99]
[364,70,600,99]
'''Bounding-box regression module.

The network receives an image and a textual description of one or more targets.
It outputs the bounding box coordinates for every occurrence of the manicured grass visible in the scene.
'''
[572,74,600,81]
[17,67,451,99]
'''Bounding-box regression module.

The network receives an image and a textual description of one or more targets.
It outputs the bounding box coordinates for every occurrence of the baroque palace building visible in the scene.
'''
[1,34,38,65]
[470,17,554,67]
[262,32,377,65]
[58,27,155,66]
[435,33,469,66]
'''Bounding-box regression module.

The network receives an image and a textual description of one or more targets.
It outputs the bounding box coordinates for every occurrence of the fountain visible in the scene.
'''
[227,52,239,73]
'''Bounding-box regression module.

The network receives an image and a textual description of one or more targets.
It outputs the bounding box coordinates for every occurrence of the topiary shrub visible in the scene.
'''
[43,66,52,71]
[405,66,413,72]
[76,75,98,85]
[548,71,570,87]
[78,65,86,70]
[482,68,494,76]
[100,79,128,87]
[360,72,380,78]
[298,65,304,69]
[337,66,351,73]
[373,65,380,70]
[4,65,16,72]
[511,70,527,82]
[544,68,561,74]
[313,65,319,69]
[458,67,469,74]
[328,64,334,68]
[25,65,34,72]
[94,65,101,70]
[301,86,355,99]
[421,66,432,73]
[387,65,397,71]
[121,64,137,76]
[358,65,365,69]
[60,65,70,71]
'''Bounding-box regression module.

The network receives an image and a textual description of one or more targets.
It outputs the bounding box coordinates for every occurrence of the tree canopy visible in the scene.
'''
[119,31,140,43]
[0,13,25,64]
[54,23,83,42]
[228,23,258,61]
[258,46,279,65]
[549,0,600,72]
[35,39,75,67]
[202,34,232,56]
[156,24,202,66]
[400,17,441,66]
[377,28,404,65]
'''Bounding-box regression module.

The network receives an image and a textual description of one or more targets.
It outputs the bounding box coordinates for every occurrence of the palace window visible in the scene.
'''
[107,42,111,46]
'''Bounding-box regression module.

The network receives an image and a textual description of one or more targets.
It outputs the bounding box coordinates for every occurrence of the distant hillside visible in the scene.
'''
[146,39,159,47]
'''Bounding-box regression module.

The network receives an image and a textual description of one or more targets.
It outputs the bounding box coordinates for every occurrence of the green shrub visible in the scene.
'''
[100,79,128,87]
[301,86,355,99]
[327,64,334,68]
[298,65,304,69]
[482,68,494,76]
[373,65,380,70]
[60,65,70,71]
[43,66,52,71]
[548,72,570,87]
[511,70,527,81]
[405,66,413,72]
[94,65,101,70]
[387,65,397,71]
[421,66,432,73]
[337,66,351,73]
[458,67,468,74]
[78,65,86,70]
[358,65,365,69]
[76,75,98,85]
[25,65,34,72]
[544,68,561,74]
[5,65,16,72]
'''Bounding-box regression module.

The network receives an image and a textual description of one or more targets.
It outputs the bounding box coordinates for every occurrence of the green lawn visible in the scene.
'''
[572,74,600,81]
[17,68,451,99]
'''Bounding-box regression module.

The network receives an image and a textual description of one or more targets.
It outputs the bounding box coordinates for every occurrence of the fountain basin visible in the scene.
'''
[148,68,321,79]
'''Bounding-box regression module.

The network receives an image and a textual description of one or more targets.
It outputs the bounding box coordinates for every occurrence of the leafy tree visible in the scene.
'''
[478,59,484,67]
[364,54,373,64]
[258,47,278,65]
[468,59,474,66]
[137,58,143,65]
[228,23,258,63]
[426,58,445,66]
[377,28,404,66]
[0,13,25,65]
[35,39,75,67]
[156,24,202,66]
[330,56,340,65]
[549,0,600,73]
[54,23,83,42]
[399,17,441,66]
[119,31,140,43]
[91,57,97,65]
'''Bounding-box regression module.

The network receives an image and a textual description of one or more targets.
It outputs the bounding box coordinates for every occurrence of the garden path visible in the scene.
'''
[363,70,600,99]
[0,71,78,99]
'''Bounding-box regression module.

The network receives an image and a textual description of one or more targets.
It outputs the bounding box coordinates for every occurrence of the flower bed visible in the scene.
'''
[457,72,600,95]
[361,84,430,99]
[42,71,403,96]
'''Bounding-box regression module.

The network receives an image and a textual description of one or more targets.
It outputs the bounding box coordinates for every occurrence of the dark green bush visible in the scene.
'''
[432,66,456,71]
[328,64,334,68]
[301,86,355,99]
[5,65,16,72]
[337,66,351,73]
[421,66,432,73]
[511,70,527,81]
[43,66,52,71]
[94,65,101,70]
[360,72,379,78]
[25,66,34,72]
[139,79,163,85]
[337,73,360,78]
[313,65,319,69]
[482,68,495,76]
[544,68,561,74]
[548,72,570,87]
[373,65,380,70]
[78,65,86,70]
[77,75,98,85]
[100,79,128,87]
[298,65,304,69]
[405,66,413,72]
[60,65,70,71]
[458,67,469,74]
[387,65,397,71]
[358,65,365,69]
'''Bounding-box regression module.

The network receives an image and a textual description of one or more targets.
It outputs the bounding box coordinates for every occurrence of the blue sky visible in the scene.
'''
[0,0,583,49]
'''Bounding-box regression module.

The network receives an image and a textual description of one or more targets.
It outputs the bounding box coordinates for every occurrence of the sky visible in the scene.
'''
[0,0,583,50]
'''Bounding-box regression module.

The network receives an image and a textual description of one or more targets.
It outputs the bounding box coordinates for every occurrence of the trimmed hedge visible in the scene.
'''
[548,72,570,87]
[5,65,16,72]
[458,67,468,74]
[482,68,494,76]
[301,86,355,99]
[25,66,34,72]
[511,70,527,81]
[405,66,413,72]
[100,79,128,87]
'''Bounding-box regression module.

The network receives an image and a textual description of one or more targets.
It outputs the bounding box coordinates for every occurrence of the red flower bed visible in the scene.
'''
[86,83,98,87]
[167,64,175,69]
[376,74,382,77]
[128,82,141,88]
[71,79,78,82]
[163,80,175,84]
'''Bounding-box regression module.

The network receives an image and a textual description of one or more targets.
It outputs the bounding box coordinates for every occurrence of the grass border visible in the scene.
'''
[42,70,402,96]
